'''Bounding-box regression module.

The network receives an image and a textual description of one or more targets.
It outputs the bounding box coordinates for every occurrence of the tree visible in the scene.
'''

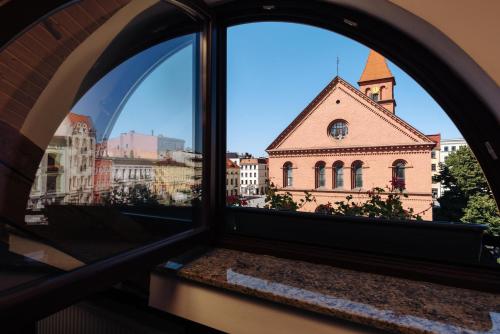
[227,195,247,207]
[103,184,159,206]
[264,182,315,211]
[316,185,423,221]
[434,146,490,198]
[434,146,499,232]
[462,194,500,236]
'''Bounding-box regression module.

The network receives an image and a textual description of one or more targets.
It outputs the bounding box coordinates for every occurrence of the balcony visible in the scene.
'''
[46,165,63,173]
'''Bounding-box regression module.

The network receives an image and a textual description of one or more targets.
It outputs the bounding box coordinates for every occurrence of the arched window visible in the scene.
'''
[392,160,407,189]
[315,161,326,188]
[283,162,293,187]
[328,120,349,139]
[351,161,363,189]
[333,161,344,189]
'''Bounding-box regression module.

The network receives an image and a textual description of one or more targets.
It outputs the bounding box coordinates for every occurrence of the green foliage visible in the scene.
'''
[433,146,499,233]
[316,187,423,220]
[103,184,159,206]
[190,183,202,206]
[264,182,315,211]
[462,194,500,236]
[227,195,248,207]
[433,146,491,198]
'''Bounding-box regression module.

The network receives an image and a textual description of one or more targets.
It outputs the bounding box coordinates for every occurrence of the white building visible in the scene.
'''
[226,152,240,167]
[438,138,469,197]
[110,157,154,191]
[427,134,441,199]
[240,158,268,196]
[28,113,96,209]
[440,138,468,163]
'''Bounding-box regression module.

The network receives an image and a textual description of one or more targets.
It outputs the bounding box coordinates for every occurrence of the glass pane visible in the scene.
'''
[0,0,202,294]
[318,165,326,187]
[355,167,363,188]
[336,166,344,188]
[225,22,499,266]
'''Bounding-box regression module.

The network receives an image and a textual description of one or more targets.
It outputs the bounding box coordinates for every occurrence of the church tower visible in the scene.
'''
[358,50,396,113]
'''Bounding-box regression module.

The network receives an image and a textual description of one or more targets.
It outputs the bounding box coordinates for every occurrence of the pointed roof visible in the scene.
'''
[358,50,393,83]
[67,112,93,129]
[226,159,239,169]
[426,133,441,149]
[266,76,434,151]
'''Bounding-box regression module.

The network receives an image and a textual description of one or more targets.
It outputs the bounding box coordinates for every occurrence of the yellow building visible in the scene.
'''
[153,159,195,205]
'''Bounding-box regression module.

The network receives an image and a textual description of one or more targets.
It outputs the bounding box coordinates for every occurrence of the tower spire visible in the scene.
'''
[358,50,393,83]
[358,50,397,114]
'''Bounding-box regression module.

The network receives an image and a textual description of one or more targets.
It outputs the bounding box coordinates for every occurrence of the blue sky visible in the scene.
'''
[227,22,461,156]
[74,22,461,157]
[73,35,196,147]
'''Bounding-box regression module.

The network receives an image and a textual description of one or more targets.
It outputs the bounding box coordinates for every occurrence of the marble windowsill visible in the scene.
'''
[156,248,500,334]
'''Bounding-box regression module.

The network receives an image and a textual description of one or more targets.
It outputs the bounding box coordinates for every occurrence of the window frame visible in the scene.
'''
[314,161,326,188]
[332,161,344,189]
[392,159,407,189]
[2,0,500,328]
[283,162,293,188]
[351,160,363,189]
[215,0,500,295]
[0,0,214,328]
[328,119,349,139]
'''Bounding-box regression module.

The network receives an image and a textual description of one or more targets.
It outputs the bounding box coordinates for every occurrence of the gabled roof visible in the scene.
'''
[67,112,93,129]
[426,134,441,149]
[358,50,394,83]
[226,159,239,169]
[266,76,434,151]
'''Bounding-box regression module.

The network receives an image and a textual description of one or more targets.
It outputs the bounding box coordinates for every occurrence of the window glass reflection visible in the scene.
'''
[23,33,202,266]
[225,22,499,266]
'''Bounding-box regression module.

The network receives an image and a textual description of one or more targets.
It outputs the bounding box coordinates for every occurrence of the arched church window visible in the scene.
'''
[315,161,326,188]
[333,161,344,189]
[283,162,293,187]
[392,160,407,190]
[351,161,363,189]
[329,120,348,139]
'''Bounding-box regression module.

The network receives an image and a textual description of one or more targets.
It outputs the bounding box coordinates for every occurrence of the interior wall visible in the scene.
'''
[390,0,500,87]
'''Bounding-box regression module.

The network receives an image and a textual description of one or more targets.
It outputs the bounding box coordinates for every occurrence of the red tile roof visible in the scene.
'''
[426,133,441,149]
[226,159,239,169]
[359,50,393,83]
[67,112,93,129]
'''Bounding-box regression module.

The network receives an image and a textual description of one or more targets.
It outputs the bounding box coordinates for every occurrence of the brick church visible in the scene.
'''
[267,50,435,220]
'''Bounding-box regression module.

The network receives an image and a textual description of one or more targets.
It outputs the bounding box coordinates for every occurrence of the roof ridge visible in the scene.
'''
[337,77,433,143]
[266,76,433,151]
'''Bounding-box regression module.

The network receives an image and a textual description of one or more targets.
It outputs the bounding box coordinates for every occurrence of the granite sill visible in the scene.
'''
[156,248,500,334]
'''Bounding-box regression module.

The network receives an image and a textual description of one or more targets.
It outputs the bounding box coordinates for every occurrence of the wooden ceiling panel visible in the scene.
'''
[65,5,100,34]
[6,43,57,79]
[0,91,29,128]
[0,52,49,88]
[26,26,73,60]
[50,12,91,46]
[79,0,109,19]
[16,34,62,72]
[0,61,44,92]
